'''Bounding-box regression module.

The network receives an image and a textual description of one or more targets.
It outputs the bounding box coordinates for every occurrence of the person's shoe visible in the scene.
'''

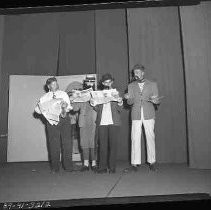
[108,169,116,174]
[149,163,157,171]
[96,169,107,174]
[123,165,138,173]
[80,165,89,172]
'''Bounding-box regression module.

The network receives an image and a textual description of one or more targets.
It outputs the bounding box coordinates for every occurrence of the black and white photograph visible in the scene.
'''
[0,0,211,209]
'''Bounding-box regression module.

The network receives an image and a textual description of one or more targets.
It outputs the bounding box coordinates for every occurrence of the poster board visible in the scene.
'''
[7,74,96,162]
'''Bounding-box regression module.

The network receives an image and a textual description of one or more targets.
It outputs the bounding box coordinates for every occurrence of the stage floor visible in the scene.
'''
[0,161,211,203]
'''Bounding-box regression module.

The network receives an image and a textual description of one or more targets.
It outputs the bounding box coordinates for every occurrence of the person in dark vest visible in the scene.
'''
[90,73,123,174]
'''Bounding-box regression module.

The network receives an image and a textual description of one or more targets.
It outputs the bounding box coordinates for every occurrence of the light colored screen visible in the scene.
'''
[7,74,96,162]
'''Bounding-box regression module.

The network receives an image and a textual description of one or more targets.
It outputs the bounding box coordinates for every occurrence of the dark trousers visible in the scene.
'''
[46,116,73,171]
[98,125,119,170]
[83,148,96,161]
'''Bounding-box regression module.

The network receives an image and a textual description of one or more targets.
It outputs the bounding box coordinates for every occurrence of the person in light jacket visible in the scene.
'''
[124,64,161,172]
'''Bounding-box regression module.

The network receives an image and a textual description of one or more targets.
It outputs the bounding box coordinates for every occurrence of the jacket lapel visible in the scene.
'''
[134,81,142,96]
[142,79,150,95]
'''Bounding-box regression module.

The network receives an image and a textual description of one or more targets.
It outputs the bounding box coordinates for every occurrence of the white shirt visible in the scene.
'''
[39,90,71,107]
[100,102,113,125]
[35,90,72,125]
[138,82,145,93]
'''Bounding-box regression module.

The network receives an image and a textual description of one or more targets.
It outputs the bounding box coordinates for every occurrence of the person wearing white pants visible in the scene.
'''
[131,107,155,166]
[124,64,160,172]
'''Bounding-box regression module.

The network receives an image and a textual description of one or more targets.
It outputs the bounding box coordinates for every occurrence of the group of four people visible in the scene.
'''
[35,64,160,174]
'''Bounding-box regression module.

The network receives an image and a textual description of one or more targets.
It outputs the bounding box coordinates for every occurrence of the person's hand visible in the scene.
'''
[61,101,68,108]
[69,97,75,104]
[69,90,77,99]
[66,106,72,112]
[112,93,119,99]
[61,101,73,112]
[117,97,123,103]
[117,97,123,106]
[149,96,160,104]
[90,98,96,106]
[124,93,129,99]
[111,90,119,97]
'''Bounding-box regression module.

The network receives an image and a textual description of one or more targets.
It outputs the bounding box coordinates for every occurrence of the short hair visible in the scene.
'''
[101,73,114,83]
[132,64,145,72]
[46,77,57,86]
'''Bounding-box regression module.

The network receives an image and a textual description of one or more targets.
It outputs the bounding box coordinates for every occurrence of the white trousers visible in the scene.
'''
[131,107,156,165]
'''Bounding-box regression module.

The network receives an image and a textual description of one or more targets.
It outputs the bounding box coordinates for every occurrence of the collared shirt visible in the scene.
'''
[138,82,145,107]
[100,102,113,125]
[138,82,145,93]
[39,90,71,108]
[37,90,72,125]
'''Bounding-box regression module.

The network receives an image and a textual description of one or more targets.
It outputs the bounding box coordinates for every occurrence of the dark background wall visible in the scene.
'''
[180,2,211,169]
[127,7,187,163]
[0,15,6,162]
[0,13,60,162]
[58,11,96,76]
[0,13,60,135]
[95,9,129,161]
[0,1,211,168]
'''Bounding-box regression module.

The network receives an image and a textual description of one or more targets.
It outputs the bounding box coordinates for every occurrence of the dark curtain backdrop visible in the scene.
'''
[0,15,6,162]
[0,16,4,79]
[0,13,60,136]
[1,4,210,166]
[95,9,130,161]
[58,11,96,75]
[127,7,187,163]
[180,2,211,169]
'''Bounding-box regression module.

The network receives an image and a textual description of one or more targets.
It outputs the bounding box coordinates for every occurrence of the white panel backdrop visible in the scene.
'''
[7,74,96,162]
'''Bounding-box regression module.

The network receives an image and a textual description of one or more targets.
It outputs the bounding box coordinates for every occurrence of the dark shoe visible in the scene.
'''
[123,165,138,173]
[108,169,116,174]
[149,163,157,171]
[96,169,107,174]
[80,166,89,172]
